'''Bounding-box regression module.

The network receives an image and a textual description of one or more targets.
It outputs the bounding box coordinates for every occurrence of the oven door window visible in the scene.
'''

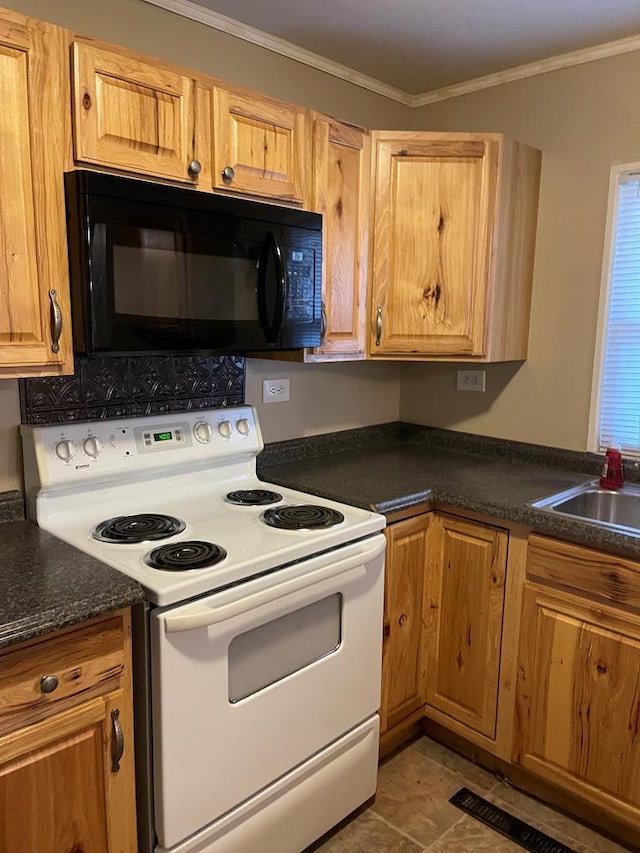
[228,594,342,703]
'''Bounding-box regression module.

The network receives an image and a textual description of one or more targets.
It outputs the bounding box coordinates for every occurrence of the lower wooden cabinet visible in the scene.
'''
[424,513,508,739]
[380,513,430,738]
[380,510,510,751]
[514,537,640,834]
[0,610,137,853]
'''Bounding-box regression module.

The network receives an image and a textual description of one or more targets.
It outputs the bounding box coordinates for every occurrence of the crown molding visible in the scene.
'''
[141,0,640,109]
[412,33,640,106]
[140,0,413,105]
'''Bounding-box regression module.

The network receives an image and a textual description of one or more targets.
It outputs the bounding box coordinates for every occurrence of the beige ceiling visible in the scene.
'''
[175,0,640,94]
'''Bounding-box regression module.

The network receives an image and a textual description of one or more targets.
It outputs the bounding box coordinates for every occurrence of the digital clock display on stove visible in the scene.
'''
[154,431,173,442]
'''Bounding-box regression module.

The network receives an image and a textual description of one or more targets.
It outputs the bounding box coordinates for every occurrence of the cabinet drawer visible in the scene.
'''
[527,534,640,610]
[0,615,125,729]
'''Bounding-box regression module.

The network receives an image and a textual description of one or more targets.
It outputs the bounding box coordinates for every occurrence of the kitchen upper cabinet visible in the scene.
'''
[0,12,73,376]
[308,115,370,360]
[212,85,308,203]
[380,514,430,741]
[424,513,508,738]
[368,132,541,361]
[0,610,137,852]
[72,41,200,183]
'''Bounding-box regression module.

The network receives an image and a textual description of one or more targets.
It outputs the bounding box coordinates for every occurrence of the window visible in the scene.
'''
[590,164,640,455]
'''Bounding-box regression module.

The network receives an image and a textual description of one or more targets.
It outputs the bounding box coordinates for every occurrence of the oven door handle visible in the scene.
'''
[162,538,384,633]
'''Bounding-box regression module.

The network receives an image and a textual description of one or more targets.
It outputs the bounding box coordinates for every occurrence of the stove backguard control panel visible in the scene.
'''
[21,406,262,490]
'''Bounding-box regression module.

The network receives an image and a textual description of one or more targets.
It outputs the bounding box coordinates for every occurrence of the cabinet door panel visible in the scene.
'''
[213,88,307,203]
[425,514,507,737]
[381,514,429,732]
[73,42,196,182]
[311,118,369,358]
[515,583,640,821]
[0,698,109,853]
[0,18,72,375]
[370,135,498,357]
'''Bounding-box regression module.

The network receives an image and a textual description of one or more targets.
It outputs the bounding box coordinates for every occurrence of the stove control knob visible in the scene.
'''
[236,418,250,436]
[217,420,232,439]
[193,421,213,444]
[82,436,102,459]
[55,439,75,462]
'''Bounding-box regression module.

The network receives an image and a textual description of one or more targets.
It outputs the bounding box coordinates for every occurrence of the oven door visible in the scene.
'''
[150,534,385,851]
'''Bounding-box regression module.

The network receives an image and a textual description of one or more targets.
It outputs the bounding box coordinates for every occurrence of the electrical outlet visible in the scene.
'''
[456,370,486,392]
[262,378,290,403]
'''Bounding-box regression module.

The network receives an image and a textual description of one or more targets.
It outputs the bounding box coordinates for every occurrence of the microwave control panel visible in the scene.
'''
[285,248,314,322]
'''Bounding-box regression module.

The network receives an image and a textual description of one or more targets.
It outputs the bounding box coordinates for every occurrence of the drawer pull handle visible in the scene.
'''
[40,674,59,694]
[111,708,124,772]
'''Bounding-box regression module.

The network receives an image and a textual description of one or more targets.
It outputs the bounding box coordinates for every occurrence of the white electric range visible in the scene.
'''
[22,406,386,853]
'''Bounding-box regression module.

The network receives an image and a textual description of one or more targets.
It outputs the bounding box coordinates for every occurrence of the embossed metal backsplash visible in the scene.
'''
[19,355,246,425]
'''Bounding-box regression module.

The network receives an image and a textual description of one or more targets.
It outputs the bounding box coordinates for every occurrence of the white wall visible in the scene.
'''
[245,359,400,441]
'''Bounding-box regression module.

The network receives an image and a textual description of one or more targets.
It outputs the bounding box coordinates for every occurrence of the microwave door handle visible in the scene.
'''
[257,230,287,344]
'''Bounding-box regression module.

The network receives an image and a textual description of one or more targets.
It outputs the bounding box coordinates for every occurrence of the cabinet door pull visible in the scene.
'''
[320,300,328,342]
[49,289,62,353]
[375,306,383,346]
[222,165,235,182]
[111,708,124,772]
[188,159,202,178]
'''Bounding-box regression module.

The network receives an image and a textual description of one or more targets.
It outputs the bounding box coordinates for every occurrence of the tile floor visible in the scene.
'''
[315,737,632,852]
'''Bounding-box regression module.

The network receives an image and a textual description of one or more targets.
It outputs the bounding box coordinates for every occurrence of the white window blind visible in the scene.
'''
[598,173,640,453]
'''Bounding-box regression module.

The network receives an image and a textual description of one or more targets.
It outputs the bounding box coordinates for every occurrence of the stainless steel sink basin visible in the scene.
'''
[531,481,640,535]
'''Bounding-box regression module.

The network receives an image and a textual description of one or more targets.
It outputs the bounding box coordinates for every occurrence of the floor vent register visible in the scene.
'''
[449,788,578,853]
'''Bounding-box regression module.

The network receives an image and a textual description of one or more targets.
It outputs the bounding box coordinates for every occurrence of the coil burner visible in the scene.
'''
[93,513,186,544]
[261,505,345,531]
[225,489,283,506]
[144,541,227,571]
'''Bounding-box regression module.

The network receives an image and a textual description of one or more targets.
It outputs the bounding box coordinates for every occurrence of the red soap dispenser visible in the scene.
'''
[599,445,624,490]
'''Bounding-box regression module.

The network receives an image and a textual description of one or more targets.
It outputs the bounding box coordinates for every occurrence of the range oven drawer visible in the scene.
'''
[150,534,385,850]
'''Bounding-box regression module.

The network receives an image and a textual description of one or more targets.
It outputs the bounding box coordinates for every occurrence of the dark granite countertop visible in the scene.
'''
[257,423,640,561]
[0,491,144,650]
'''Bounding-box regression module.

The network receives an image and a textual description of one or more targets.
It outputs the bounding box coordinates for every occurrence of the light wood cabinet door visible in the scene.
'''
[424,513,508,738]
[0,14,73,376]
[369,132,540,361]
[380,514,430,734]
[212,87,308,203]
[73,41,198,183]
[514,582,640,828]
[309,116,370,360]
[0,610,137,852]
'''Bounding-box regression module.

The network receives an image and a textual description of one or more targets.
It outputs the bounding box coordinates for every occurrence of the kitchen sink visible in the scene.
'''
[531,480,640,536]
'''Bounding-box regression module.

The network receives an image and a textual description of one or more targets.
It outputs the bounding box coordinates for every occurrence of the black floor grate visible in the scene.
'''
[449,788,579,853]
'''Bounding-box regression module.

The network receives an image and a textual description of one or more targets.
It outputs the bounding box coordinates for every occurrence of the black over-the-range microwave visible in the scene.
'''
[64,171,323,355]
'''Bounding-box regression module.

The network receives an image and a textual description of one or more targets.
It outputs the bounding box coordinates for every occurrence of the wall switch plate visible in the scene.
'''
[456,370,486,392]
[262,378,290,403]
